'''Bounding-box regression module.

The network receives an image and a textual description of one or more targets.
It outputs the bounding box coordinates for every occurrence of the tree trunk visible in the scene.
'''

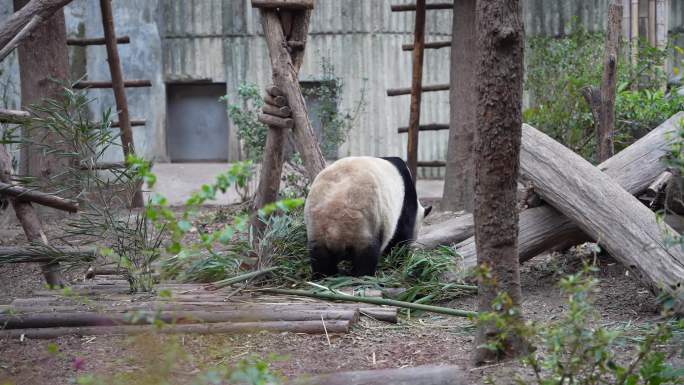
[597,1,622,162]
[472,0,526,364]
[13,0,70,202]
[442,0,476,212]
[520,124,684,305]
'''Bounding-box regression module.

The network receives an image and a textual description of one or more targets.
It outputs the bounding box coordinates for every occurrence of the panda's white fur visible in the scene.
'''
[304,156,431,277]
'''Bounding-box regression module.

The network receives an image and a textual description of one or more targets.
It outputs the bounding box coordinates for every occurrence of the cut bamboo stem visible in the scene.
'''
[387,83,449,97]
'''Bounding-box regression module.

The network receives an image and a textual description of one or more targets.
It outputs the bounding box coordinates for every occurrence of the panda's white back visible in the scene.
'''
[304,156,405,252]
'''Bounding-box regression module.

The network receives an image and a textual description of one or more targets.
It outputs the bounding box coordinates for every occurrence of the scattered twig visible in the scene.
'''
[205,267,280,291]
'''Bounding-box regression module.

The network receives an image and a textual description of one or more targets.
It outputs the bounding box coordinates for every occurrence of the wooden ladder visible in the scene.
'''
[67,0,151,207]
[388,1,452,182]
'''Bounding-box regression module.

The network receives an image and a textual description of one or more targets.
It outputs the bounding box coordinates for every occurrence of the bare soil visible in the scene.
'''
[0,209,674,385]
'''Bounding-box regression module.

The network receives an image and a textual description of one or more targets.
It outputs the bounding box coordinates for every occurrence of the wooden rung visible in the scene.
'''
[417,161,446,167]
[73,80,152,89]
[67,36,130,46]
[387,83,449,97]
[391,2,453,12]
[398,123,448,133]
[111,119,146,128]
[251,0,314,9]
[0,108,29,124]
[402,41,451,51]
[79,162,127,170]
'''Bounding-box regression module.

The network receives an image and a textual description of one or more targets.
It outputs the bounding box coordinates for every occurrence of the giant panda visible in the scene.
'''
[304,156,432,277]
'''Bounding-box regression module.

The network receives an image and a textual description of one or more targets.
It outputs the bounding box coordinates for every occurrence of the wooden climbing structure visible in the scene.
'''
[388,1,453,181]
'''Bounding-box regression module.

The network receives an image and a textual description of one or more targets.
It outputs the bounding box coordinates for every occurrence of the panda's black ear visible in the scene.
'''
[424,206,432,218]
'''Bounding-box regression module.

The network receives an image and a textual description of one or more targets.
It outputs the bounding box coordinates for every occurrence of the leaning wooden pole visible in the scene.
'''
[0,0,72,54]
[597,1,622,162]
[406,0,426,183]
[99,0,143,207]
[0,145,63,287]
[254,1,325,181]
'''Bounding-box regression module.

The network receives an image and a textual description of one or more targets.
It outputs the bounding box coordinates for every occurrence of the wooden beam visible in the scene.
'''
[0,108,29,123]
[288,365,465,385]
[402,40,451,51]
[111,119,145,128]
[73,79,151,89]
[391,2,453,12]
[417,161,445,167]
[0,0,73,58]
[0,14,42,62]
[251,0,314,9]
[0,320,351,339]
[0,182,78,212]
[387,83,449,97]
[397,123,448,133]
[66,35,129,46]
[78,161,126,170]
[406,0,427,183]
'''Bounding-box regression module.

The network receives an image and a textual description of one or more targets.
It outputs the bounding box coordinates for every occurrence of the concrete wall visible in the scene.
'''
[1,0,683,178]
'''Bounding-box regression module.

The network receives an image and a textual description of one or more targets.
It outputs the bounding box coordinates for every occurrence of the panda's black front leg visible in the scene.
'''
[309,244,338,278]
[351,243,380,277]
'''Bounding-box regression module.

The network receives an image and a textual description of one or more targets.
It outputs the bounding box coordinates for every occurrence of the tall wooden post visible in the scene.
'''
[597,1,623,163]
[99,0,143,207]
[406,0,426,184]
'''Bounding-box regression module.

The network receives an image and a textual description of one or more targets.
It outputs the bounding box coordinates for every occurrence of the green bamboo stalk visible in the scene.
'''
[206,266,281,290]
[261,288,477,318]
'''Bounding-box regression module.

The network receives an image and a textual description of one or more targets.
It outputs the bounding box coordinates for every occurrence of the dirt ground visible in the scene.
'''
[0,209,673,385]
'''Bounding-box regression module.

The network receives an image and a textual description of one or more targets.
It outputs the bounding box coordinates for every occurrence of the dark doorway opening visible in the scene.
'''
[166,83,229,162]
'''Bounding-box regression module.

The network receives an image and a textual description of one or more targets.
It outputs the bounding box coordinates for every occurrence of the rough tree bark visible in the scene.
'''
[442,0,476,212]
[472,0,526,364]
[520,124,684,305]
[13,0,70,200]
[597,1,622,162]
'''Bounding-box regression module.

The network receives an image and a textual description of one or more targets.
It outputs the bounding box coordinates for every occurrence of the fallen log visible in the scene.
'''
[429,113,684,269]
[0,246,95,263]
[518,123,684,301]
[416,214,474,250]
[0,309,359,329]
[0,319,351,339]
[0,181,78,212]
[288,365,466,385]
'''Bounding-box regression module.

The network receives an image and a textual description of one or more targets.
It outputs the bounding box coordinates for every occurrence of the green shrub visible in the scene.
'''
[524,20,671,161]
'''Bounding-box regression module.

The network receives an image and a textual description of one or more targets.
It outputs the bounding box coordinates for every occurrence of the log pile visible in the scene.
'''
[419,113,684,305]
[0,280,398,339]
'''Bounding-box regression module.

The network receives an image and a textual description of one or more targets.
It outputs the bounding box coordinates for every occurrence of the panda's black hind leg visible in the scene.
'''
[350,241,381,277]
[309,242,338,278]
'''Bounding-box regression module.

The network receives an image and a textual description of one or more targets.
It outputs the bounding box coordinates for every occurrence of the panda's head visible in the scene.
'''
[413,202,433,238]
